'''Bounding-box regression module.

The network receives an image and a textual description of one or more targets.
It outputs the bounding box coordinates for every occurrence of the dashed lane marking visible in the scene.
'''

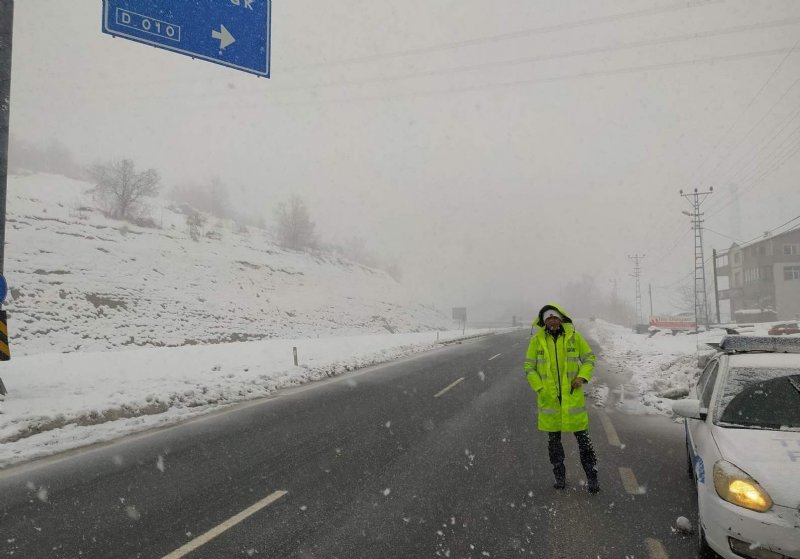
[488,353,502,361]
[598,410,622,447]
[645,537,669,559]
[618,467,642,495]
[434,377,465,398]
[161,490,288,559]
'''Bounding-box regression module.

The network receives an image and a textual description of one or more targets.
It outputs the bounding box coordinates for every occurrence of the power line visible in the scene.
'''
[707,123,800,219]
[727,127,800,193]
[705,227,741,243]
[271,17,800,93]
[697,72,800,194]
[637,38,800,265]
[688,38,800,191]
[727,215,800,249]
[277,0,726,72]
[651,252,715,289]
[257,46,795,109]
[721,123,800,192]
[711,92,800,189]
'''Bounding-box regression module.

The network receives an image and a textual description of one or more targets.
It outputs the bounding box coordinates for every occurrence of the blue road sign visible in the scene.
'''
[102,0,271,77]
[0,274,6,303]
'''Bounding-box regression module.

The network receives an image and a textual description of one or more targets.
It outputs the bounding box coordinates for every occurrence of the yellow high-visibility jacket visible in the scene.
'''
[524,305,595,432]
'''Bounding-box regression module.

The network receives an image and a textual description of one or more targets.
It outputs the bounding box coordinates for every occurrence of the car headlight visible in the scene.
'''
[713,460,773,512]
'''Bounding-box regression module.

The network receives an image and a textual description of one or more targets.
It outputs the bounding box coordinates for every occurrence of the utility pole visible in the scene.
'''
[628,254,645,324]
[648,283,653,319]
[680,187,713,330]
[712,248,721,324]
[0,0,12,397]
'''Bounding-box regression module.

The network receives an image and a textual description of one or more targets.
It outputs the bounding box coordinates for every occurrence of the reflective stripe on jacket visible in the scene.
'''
[524,318,595,432]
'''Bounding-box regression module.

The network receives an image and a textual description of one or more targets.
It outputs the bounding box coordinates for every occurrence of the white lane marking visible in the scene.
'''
[488,353,502,361]
[618,467,642,495]
[599,410,622,447]
[434,377,465,398]
[645,538,669,559]
[161,490,288,559]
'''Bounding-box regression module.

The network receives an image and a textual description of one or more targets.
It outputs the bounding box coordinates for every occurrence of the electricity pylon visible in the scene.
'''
[680,187,713,329]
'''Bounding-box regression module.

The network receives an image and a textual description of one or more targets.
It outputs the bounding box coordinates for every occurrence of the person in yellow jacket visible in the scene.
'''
[525,304,599,492]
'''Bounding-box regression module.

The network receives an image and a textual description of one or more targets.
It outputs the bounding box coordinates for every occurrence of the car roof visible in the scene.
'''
[727,352,800,368]
[715,335,800,353]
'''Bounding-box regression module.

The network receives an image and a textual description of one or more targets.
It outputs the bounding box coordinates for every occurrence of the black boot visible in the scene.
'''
[587,474,600,494]
[553,463,566,489]
[575,430,599,493]
[548,433,566,489]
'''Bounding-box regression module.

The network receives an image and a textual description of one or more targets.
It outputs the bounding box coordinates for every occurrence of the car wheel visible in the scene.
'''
[697,521,718,558]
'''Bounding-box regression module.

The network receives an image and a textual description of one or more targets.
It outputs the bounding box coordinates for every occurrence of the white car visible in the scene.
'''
[673,336,800,559]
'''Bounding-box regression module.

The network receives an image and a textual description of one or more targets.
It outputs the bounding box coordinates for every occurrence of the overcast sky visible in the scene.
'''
[9,0,800,319]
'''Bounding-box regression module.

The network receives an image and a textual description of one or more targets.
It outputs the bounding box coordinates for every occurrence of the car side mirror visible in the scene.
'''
[672,398,705,420]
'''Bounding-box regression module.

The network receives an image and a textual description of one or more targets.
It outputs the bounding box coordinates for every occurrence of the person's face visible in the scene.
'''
[545,316,562,330]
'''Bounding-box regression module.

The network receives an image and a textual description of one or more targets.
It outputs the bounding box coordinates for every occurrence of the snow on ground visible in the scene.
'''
[0,328,502,468]
[586,319,792,415]
[5,173,453,356]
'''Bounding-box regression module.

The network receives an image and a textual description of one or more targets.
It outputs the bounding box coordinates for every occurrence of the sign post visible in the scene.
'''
[0,1,12,396]
[452,307,467,335]
[102,0,271,77]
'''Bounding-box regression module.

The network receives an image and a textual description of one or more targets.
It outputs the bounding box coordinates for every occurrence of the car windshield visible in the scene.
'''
[717,368,800,430]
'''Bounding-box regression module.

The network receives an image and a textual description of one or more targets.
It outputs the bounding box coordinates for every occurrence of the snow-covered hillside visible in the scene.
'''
[5,173,452,356]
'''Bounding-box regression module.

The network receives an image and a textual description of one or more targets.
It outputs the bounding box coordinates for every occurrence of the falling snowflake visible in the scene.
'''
[125,505,141,520]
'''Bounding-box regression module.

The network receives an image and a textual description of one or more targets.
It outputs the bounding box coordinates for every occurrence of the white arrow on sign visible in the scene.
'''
[211,25,236,49]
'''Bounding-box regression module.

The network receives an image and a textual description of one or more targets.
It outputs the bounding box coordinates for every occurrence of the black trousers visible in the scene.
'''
[548,430,598,481]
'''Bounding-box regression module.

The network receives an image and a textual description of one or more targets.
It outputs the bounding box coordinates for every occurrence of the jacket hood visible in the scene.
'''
[534,303,573,327]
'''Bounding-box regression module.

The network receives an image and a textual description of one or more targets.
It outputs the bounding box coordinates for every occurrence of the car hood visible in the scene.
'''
[712,426,800,507]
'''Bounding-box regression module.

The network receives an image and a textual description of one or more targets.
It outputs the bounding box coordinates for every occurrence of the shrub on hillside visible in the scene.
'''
[274,195,317,251]
[88,159,160,222]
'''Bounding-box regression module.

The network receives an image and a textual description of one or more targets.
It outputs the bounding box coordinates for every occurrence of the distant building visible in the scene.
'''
[715,226,800,321]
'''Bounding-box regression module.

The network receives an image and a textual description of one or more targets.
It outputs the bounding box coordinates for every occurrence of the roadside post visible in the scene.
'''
[0,0,13,396]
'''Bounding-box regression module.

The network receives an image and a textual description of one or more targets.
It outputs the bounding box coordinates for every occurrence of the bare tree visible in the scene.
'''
[186,212,207,241]
[274,195,317,250]
[672,280,715,317]
[89,159,159,221]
